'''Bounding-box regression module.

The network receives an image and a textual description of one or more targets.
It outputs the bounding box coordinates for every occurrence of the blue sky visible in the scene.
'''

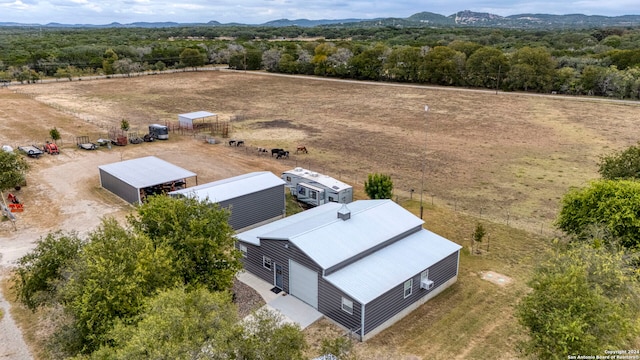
[1,0,638,25]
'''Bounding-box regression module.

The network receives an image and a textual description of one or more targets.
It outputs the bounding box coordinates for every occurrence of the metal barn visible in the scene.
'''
[177,111,217,130]
[281,167,353,207]
[169,171,286,232]
[236,200,462,341]
[98,156,197,204]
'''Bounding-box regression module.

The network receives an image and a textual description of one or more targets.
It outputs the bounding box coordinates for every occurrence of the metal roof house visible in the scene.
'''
[281,167,353,207]
[235,199,462,341]
[98,156,197,204]
[169,172,286,232]
[178,111,217,130]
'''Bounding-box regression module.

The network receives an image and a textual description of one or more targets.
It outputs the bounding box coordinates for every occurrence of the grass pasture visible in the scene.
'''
[2,70,640,359]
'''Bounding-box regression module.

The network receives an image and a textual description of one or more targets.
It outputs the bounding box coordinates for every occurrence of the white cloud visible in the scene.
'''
[0,0,638,25]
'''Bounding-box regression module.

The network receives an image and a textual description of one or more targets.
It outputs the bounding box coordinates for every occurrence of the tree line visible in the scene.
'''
[1,25,640,99]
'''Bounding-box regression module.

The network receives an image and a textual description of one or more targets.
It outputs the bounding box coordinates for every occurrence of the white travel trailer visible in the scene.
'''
[281,167,353,207]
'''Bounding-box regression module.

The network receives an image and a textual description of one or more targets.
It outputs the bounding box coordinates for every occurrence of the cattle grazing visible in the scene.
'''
[276,150,289,159]
[257,147,269,154]
[271,148,284,157]
[236,140,244,147]
[229,140,237,146]
[296,145,308,154]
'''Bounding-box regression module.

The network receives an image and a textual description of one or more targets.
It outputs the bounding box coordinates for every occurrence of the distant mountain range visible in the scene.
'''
[2,10,640,29]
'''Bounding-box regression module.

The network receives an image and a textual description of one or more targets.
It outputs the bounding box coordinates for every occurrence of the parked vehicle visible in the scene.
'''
[76,136,98,150]
[18,145,44,158]
[148,124,169,140]
[42,141,59,154]
[281,167,353,207]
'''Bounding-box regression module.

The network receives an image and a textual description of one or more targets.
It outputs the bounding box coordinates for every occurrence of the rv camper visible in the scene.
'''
[281,167,353,207]
[149,124,169,140]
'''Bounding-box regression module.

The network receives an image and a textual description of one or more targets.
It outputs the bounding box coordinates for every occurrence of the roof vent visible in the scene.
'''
[337,204,351,221]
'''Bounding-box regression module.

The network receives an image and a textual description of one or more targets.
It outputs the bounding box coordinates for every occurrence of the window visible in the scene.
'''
[341,297,353,315]
[328,196,336,203]
[263,256,272,270]
[286,176,291,182]
[310,190,317,199]
[404,279,413,298]
[239,244,247,258]
[298,187,306,196]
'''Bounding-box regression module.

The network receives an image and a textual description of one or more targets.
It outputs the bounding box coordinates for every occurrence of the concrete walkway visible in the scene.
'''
[237,271,323,329]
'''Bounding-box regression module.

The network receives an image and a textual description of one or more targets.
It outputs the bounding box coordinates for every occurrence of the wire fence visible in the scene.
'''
[7,73,561,239]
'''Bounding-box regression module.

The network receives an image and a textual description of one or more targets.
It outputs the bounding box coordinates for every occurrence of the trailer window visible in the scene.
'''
[328,196,336,202]
[286,176,291,182]
[298,187,306,196]
[310,190,317,199]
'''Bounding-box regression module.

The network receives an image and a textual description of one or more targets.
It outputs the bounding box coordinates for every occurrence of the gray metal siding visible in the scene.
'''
[363,250,460,336]
[219,185,284,230]
[318,279,362,333]
[260,239,322,296]
[99,169,139,204]
[237,242,272,283]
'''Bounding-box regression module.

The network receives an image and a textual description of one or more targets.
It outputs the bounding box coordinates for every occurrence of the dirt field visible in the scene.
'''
[1,70,640,359]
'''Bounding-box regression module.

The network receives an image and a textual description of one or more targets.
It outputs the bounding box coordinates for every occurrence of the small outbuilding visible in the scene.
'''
[169,171,286,232]
[236,199,462,341]
[178,111,218,130]
[99,156,197,204]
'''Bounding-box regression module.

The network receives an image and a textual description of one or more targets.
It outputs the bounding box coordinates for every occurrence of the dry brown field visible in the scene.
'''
[1,69,640,359]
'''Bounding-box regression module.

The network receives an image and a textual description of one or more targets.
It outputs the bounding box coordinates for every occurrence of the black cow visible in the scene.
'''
[276,150,289,159]
[271,148,284,157]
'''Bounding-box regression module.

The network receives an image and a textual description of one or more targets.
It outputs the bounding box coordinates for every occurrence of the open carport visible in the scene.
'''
[98,156,197,204]
[178,111,217,130]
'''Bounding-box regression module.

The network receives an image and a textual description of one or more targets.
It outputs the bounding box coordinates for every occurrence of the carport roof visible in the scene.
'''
[168,171,284,203]
[178,111,217,119]
[98,156,196,189]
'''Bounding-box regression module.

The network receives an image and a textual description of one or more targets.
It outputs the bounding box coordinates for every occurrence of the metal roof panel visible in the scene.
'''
[169,171,284,203]
[325,230,462,304]
[98,156,196,189]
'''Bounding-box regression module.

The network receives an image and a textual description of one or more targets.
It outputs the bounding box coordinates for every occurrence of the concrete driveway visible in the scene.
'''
[237,271,323,329]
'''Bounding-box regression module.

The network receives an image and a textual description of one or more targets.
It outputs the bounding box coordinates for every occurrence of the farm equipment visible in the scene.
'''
[42,141,59,155]
[109,129,128,146]
[76,136,98,150]
[128,132,144,144]
[18,145,44,158]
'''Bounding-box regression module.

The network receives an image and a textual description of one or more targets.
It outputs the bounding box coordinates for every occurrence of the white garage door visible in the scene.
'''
[289,260,318,309]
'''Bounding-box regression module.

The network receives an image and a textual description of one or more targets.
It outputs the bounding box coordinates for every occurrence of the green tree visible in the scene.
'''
[237,308,306,360]
[516,243,640,359]
[90,286,240,359]
[13,231,83,310]
[598,143,640,180]
[179,48,205,70]
[555,180,640,249]
[364,173,393,199]
[128,195,242,292]
[62,218,177,353]
[49,127,61,143]
[102,48,118,75]
[0,149,29,192]
[119,119,130,131]
[506,47,556,92]
[466,46,509,88]
[319,335,356,360]
[423,46,466,86]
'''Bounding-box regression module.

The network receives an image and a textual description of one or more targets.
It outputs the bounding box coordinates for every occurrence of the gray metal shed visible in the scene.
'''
[98,156,197,204]
[169,171,286,231]
[178,111,217,129]
[236,200,462,341]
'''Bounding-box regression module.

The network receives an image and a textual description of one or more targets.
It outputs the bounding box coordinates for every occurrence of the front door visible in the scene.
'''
[275,264,283,289]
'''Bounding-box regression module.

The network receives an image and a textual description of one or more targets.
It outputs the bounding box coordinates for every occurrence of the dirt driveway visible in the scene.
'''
[1,71,640,359]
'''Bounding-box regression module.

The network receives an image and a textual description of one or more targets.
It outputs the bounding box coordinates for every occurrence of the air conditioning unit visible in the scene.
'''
[420,279,434,290]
